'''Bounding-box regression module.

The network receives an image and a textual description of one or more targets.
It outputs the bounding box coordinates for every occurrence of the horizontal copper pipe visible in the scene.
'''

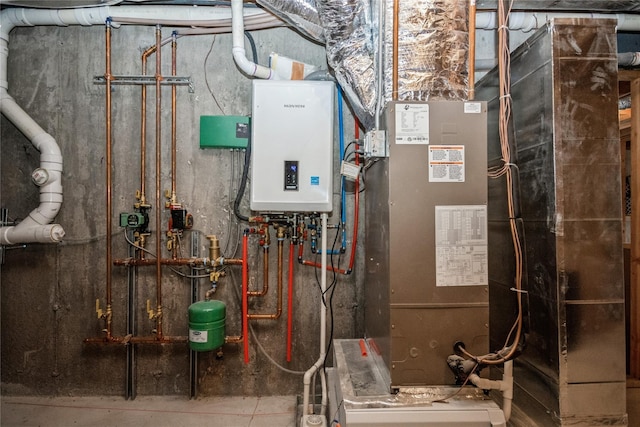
[84,335,187,344]
[300,259,348,275]
[225,335,243,344]
[113,257,242,267]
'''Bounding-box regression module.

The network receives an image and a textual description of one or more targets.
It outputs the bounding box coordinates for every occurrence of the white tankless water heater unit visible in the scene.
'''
[250,80,334,213]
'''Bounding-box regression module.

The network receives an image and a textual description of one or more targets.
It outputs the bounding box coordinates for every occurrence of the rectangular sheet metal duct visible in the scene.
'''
[476,18,627,425]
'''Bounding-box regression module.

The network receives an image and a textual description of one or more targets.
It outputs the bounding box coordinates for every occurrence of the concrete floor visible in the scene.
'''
[2,380,638,426]
[1,395,296,427]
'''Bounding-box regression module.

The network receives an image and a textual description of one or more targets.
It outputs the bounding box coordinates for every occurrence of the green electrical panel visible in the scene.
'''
[200,115,250,149]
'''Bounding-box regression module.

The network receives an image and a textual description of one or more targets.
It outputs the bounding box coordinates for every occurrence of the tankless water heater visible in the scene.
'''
[250,80,334,213]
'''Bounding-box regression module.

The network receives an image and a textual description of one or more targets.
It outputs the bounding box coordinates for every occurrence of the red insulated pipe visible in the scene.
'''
[286,241,294,362]
[242,231,249,364]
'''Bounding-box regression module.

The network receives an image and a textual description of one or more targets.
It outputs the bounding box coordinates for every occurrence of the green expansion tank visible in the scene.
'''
[188,300,226,352]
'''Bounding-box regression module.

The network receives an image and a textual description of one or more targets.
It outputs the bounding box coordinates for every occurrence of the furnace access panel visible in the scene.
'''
[250,80,334,213]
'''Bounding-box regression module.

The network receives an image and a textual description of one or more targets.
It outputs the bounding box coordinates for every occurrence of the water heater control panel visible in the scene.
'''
[284,160,299,191]
[250,80,334,212]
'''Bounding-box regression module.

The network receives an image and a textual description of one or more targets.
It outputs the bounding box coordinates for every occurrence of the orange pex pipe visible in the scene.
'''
[242,231,249,364]
[287,241,294,362]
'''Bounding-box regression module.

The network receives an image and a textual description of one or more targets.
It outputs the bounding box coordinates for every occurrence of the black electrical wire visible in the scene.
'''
[244,31,258,64]
[233,133,251,222]
[230,31,257,223]
[319,223,342,374]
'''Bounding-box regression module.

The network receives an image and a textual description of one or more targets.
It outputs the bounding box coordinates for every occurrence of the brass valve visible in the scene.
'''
[207,235,220,263]
[146,300,155,320]
[95,299,104,319]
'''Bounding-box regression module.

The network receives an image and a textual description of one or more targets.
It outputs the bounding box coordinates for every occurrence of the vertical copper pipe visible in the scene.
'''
[277,236,283,316]
[105,19,114,340]
[242,231,249,363]
[286,241,294,362]
[392,0,399,101]
[140,55,148,207]
[247,235,284,320]
[154,25,164,339]
[248,247,268,296]
[171,32,177,203]
[468,0,477,101]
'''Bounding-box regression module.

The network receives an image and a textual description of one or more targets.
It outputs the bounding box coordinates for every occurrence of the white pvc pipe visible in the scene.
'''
[231,0,274,79]
[302,212,328,417]
[468,361,514,422]
[476,11,640,32]
[502,360,513,422]
[0,6,274,40]
[0,31,64,244]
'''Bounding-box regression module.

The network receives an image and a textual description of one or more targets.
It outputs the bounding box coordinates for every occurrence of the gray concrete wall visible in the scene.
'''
[1,24,365,397]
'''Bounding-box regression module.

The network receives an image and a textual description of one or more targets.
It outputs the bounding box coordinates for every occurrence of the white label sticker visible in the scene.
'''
[464,102,482,114]
[428,145,465,182]
[435,205,488,287]
[395,104,429,144]
[189,329,208,343]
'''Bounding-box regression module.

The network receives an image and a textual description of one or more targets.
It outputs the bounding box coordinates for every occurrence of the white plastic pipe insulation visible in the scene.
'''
[231,0,275,79]
[476,11,640,32]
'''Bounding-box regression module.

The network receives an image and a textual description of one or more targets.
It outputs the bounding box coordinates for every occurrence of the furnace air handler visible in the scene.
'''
[250,80,334,213]
[326,101,505,427]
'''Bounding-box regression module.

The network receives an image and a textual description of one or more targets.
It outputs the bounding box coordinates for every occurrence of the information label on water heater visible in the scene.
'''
[434,205,487,287]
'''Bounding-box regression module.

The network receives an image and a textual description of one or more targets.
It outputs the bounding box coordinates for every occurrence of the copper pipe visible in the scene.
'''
[468,0,477,101]
[113,256,243,267]
[298,239,349,275]
[84,335,187,345]
[392,0,399,101]
[154,24,164,340]
[300,258,347,275]
[286,240,294,362]
[140,36,171,208]
[170,33,177,204]
[140,51,149,207]
[105,20,114,340]
[225,335,243,344]
[248,246,269,297]
[242,231,249,363]
[247,232,284,320]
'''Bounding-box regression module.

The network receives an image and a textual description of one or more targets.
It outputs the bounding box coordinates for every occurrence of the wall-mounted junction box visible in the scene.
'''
[250,80,334,213]
[199,115,250,149]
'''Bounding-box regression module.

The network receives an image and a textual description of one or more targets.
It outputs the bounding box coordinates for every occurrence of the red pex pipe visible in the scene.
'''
[348,147,360,272]
[347,118,360,273]
[286,241,294,362]
[242,230,249,364]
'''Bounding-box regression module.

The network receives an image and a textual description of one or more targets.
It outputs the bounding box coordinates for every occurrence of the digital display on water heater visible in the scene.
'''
[284,160,299,191]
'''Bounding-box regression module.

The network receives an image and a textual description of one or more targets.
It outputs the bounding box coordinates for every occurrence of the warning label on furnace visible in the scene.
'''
[429,145,465,182]
[435,205,487,287]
